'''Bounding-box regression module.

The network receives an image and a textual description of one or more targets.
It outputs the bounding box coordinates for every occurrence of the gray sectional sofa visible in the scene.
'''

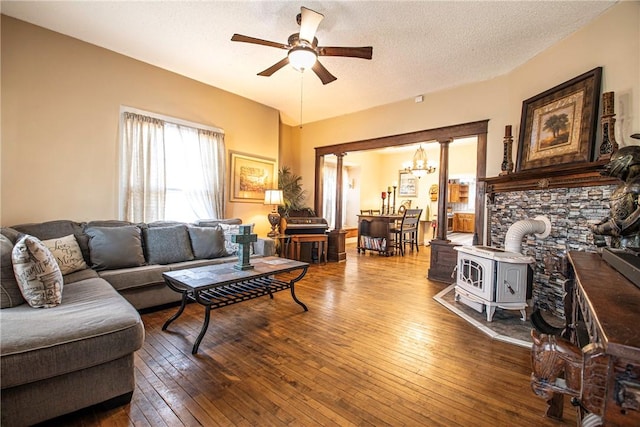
[0,218,275,426]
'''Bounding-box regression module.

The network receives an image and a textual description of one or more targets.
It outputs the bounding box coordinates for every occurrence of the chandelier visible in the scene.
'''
[404,145,436,177]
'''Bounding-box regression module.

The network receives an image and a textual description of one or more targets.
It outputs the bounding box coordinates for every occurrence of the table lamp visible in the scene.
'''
[264,189,284,237]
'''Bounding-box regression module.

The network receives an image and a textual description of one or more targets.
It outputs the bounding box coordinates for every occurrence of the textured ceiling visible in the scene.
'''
[2,1,616,126]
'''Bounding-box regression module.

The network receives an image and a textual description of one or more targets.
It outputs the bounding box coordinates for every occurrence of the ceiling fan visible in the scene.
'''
[231,6,373,85]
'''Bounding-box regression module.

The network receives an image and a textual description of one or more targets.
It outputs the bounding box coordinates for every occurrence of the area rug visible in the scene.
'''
[433,284,533,348]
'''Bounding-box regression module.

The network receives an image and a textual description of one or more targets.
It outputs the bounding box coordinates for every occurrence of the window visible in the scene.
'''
[322,156,349,229]
[120,109,225,223]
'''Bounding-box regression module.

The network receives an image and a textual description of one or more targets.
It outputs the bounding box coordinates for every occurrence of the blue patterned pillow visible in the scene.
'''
[143,225,194,264]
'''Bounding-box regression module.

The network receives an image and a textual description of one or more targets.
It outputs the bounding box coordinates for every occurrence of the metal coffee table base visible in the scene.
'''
[162,263,308,354]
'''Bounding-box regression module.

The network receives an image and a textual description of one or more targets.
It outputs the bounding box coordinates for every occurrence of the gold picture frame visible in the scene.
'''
[229,151,276,203]
[398,170,418,197]
[516,67,602,172]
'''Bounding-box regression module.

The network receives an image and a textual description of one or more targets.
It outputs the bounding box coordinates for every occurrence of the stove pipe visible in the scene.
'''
[504,215,551,254]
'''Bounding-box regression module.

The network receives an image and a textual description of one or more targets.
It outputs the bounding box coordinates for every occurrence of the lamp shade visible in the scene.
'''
[288,46,317,72]
[264,189,284,206]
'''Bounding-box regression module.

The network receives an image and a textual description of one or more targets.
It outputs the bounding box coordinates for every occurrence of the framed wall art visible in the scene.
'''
[229,151,276,203]
[398,171,418,197]
[516,67,602,172]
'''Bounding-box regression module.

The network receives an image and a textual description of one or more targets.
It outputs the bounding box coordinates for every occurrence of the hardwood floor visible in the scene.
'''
[44,243,576,426]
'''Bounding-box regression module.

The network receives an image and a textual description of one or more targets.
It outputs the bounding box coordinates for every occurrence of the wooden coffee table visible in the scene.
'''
[162,257,309,354]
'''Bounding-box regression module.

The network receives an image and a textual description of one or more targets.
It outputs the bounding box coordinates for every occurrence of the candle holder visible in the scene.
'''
[392,186,397,214]
[597,92,618,161]
[499,125,514,176]
[386,191,392,214]
[381,191,387,214]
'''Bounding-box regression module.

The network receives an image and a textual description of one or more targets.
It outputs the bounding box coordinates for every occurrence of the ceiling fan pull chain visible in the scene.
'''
[299,73,304,129]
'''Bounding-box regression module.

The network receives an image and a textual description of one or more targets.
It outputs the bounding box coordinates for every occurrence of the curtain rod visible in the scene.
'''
[120,105,224,134]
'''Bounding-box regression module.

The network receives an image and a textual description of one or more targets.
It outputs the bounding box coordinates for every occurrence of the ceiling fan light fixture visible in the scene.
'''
[288,46,317,72]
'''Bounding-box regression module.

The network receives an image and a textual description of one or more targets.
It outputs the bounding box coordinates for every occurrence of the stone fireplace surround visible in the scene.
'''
[483,161,618,319]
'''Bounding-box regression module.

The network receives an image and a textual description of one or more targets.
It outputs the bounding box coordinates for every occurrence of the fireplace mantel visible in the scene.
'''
[481,160,618,198]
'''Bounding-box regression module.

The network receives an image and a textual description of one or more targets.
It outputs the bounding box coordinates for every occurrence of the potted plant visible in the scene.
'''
[278,166,315,218]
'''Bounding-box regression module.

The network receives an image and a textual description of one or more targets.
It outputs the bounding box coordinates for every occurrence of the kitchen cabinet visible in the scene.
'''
[448,183,469,203]
[453,213,475,233]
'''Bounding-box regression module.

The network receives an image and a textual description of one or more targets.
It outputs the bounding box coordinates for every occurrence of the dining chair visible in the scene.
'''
[391,208,422,256]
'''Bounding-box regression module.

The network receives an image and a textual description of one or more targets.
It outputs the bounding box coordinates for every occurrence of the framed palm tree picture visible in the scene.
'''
[516,67,601,172]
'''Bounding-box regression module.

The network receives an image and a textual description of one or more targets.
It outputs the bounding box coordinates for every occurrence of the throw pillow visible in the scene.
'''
[219,223,255,255]
[85,225,145,271]
[0,235,25,308]
[42,234,89,275]
[143,224,194,264]
[11,220,90,263]
[12,235,64,308]
[187,225,228,259]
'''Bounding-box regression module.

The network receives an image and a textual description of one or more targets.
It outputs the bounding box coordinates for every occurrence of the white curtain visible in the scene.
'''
[183,127,225,219]
[121,112,166,222]
[164,124,227,221]
[323,163,337,228]
[322,162,349,229]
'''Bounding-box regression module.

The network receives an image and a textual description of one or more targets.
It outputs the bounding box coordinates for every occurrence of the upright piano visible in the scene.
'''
[280,217,329,235]
[279,216,329,263]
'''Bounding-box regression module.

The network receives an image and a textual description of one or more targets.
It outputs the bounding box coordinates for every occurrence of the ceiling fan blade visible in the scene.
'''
[231,34,288,50]
[298,7,324,43]
[257,57,290,77]
[312,60,337,85]
[319,46,373,60]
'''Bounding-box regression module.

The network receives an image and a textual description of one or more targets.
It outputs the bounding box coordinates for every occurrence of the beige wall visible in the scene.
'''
[1,16,280,234]
[295,2,640,209]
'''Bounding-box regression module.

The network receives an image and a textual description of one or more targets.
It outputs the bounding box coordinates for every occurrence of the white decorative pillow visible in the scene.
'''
[12,235,64,308]
[218,223,255,255]
[42,234,88,275]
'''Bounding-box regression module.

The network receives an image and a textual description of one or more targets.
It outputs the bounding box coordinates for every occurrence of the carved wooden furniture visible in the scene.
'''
[162,257,309,354]
[357,214,401,256]
[531,251,640,426]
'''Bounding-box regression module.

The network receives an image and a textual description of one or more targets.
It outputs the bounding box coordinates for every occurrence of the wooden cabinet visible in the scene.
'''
[453,213,475,233]
[448,183,469,203]
[356,214,400,256]
[532,251,640,425]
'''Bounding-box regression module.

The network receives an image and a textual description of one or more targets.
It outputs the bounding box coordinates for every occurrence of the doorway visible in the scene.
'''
[315,121,488,240]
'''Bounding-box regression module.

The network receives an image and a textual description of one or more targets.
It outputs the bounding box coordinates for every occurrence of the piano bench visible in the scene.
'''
[288,234,328,264]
